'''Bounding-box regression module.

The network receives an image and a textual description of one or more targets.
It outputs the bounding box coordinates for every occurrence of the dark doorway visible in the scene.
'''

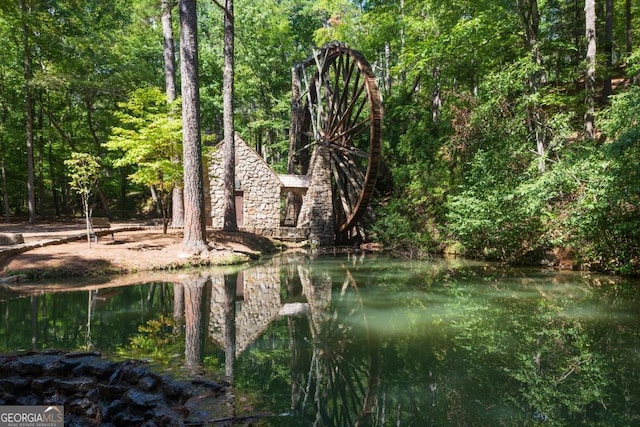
[234,191,244,227]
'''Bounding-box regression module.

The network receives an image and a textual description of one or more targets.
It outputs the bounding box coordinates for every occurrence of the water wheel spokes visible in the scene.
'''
[295,43,383,236]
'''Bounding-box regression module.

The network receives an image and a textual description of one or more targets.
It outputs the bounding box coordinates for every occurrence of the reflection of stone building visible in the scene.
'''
[208,262,282,356]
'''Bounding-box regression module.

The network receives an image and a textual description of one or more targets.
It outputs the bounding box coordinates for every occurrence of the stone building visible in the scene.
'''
[208,134,310,241]
[209,134,282,235]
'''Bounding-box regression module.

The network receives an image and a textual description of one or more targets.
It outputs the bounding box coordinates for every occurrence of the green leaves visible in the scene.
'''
[64,152,101,197]
[65,152,101,237]
[104,87,182,190]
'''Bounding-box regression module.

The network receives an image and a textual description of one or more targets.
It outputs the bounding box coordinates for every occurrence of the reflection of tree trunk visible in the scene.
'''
[356,324,380,426]
[183,273,208,372]
[299,267,332,422]
[146,283,156,307]
[87,291,92,347]
[286,266,306,411]
[224,273,237,381]
[31,296,38,349]
[300,267,332,314]
[173,283,184,334]
[288,317,300,409]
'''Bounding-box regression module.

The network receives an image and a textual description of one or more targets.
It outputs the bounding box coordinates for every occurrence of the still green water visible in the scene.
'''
[1,254,639,426]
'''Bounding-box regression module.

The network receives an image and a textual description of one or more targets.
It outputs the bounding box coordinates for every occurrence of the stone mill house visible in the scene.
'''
[208,134,308,241]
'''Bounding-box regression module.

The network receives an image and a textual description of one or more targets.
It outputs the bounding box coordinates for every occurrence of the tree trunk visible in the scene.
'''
[163,0,184,228]
[573,0,583,64]
[1,144,9,222]
[95,186,112,219]
[603,0,613,101]
[21,0,37,224]
[625,0,632,55]
[37,98,44,215]
[399,0,406,85]
[585,0,596,139]
[83,196,92,248]
[222,0,238,232]
[48,140,60,216]
[150,185,162,215]
[516,0,542,66]
[431,66,441,126]
[180,0,207,252]
[85,97,100,149]
[284,68,303,226]
[384,42,391,97]
[171,186,184,228]
[119,169,128,218]
[163,0,177,104]
[516,0,546,172]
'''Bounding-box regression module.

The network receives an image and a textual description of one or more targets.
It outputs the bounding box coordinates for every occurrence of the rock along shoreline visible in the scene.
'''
[0,350,229,426]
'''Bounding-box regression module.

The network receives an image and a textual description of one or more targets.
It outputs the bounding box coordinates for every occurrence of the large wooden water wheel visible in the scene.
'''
[288,42,383,240]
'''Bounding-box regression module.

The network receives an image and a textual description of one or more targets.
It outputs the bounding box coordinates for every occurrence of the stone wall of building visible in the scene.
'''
[209,134,281,231]
[297,145,334,246]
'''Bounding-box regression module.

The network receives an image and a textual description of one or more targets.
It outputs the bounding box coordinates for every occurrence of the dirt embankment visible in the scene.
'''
[0,225,283,280]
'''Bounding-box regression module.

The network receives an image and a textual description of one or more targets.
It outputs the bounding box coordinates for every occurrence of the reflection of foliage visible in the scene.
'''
[460,302,606,422]
[238,259,640,426]
[247,348,290,392]
[236,320,291,409]
[117,315,183,364]
[442,273,617,424]
[0,285,172,353]
[202,355,223,373]
[312,261,640,426]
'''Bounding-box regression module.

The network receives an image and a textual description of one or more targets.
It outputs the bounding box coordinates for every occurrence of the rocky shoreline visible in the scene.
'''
[0,351,229,426]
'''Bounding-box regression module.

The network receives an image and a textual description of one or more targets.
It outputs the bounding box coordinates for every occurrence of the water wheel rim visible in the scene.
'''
[309,44,383,234]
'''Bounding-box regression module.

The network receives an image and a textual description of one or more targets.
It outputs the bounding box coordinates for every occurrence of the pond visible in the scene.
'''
[1,253,639,426]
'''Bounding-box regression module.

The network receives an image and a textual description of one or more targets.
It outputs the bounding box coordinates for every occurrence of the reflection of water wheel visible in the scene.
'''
[289,42,383,238]
[293,263,380,425]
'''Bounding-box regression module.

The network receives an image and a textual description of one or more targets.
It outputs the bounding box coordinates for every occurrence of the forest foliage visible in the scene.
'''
[0,0,639,274]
